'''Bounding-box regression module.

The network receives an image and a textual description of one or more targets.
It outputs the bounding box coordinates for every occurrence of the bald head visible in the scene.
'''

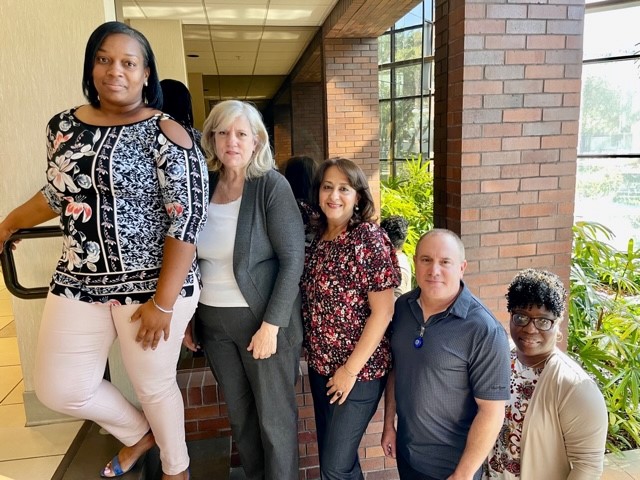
[416,229,465,262]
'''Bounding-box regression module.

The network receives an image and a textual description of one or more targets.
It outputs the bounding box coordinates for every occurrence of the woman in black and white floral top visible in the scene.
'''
[0,22,207,480]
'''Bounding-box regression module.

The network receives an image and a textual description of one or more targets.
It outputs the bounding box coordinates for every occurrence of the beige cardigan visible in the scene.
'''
[519,350,608,480]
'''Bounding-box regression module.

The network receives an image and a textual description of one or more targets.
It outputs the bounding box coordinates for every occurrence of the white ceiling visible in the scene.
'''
[121,0,339,101]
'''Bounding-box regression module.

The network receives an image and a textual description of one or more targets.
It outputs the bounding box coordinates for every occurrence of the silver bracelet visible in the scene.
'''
[151,295,174,314]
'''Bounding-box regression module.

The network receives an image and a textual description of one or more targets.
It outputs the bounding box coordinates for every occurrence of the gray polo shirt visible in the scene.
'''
[390,282,510,479]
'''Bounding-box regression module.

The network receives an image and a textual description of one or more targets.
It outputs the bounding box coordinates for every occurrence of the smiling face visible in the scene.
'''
[318,166,359,229]
[213,114,258,172]
[510,304,559,366]
[92,33,149,109]
[414,232,466,309]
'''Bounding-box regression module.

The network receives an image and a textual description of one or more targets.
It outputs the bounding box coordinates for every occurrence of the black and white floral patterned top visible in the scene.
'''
[40,108,208,305]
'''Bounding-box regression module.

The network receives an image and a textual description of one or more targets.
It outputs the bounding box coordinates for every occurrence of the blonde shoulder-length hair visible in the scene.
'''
[201,100,274,178]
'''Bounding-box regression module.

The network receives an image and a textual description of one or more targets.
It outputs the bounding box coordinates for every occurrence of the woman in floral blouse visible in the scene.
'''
[301,157,399,480]
[0,22,207,480]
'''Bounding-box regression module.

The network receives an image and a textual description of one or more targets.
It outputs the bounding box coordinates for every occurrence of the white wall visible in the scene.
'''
[0,0,111,424]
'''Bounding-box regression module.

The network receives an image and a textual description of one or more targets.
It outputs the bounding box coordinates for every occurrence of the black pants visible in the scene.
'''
[397,451,442,480]
[197,304,302,480]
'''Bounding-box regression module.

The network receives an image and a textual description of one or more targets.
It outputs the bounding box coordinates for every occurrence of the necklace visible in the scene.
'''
[519,353,553,369]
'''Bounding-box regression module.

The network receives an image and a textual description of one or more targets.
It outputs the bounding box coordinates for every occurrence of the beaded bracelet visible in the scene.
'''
[151,296,174,314]
[343,365,358,377]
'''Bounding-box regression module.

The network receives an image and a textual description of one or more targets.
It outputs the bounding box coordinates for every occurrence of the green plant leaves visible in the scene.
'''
[569,221,640,452]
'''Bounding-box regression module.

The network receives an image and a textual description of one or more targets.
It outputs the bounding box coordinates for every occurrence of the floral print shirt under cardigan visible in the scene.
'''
[40,108,208,305]
[301,222,400,381]
[484,351,542,479]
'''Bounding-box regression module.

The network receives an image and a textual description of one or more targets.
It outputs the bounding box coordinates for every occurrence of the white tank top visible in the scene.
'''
[197,198,249,307]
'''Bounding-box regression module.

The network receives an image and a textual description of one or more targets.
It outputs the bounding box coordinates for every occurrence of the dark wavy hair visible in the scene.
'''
[82,21,162,109]
[283,155,317,204]
[506,269,567,319]
[311,157,376,235]
[381,215,409,249]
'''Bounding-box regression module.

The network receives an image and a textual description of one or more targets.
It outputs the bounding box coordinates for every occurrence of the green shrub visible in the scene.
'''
[569,221,640,452]
[380,155,434,261]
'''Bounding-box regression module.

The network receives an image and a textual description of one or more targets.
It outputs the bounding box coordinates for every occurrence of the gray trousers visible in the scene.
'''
[196,304,302,480]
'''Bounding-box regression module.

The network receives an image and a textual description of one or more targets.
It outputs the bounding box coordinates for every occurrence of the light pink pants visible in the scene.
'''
[34,291,197,475]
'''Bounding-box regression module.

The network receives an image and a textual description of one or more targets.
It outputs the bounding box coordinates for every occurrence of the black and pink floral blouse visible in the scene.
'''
[301,222,400,381]
[40,108,208,305]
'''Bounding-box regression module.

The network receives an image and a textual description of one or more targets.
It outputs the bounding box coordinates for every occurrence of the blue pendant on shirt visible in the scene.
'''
[414,325,426,349]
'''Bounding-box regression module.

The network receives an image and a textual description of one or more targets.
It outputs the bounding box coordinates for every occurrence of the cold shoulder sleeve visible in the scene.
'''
[154,126,209,244]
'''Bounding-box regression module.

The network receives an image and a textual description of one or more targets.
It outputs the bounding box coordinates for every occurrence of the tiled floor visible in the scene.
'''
[0,275,639,479]
[0,277,82,480]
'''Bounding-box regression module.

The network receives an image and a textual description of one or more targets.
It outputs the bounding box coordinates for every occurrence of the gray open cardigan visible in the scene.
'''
[208,169,305,332]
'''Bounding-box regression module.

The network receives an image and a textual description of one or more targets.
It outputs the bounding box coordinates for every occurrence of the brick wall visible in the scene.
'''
[323,37,382,211]
[292,83,326,162]
[274,103,293,169]
[179,362,398,479]
[434,0,584,324]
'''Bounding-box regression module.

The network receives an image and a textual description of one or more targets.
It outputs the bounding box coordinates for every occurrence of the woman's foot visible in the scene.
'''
[100,430,155,478]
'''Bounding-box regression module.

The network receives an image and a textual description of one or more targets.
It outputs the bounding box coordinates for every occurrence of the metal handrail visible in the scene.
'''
[0,226,61,299]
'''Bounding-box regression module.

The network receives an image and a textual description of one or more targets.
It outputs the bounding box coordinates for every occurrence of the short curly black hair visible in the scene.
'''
[506,269,567,319]
[380,215,409,249]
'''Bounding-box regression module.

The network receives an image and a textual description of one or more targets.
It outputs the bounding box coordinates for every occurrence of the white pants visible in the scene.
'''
[34,291,197,475]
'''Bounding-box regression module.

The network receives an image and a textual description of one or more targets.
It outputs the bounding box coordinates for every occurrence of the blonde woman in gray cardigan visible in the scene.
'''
[184,100,305,480]
[484,269,607,480]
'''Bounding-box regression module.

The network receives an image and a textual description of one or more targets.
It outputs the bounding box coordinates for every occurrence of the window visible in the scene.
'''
[378,1,435,180]
[576,1,640,249]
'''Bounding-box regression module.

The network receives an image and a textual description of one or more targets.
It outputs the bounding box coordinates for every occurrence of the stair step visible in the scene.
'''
[53,421,231,480]
[52,421,145,480]
[144,436,231,480]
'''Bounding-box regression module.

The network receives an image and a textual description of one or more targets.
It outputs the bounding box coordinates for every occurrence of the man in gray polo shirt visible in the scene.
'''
[381,229,510,480]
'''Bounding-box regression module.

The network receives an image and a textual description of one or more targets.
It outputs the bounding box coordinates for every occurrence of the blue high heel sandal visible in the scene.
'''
[99,454,137,477]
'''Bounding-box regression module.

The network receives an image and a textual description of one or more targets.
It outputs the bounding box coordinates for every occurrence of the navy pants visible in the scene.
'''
[308,368,386,480]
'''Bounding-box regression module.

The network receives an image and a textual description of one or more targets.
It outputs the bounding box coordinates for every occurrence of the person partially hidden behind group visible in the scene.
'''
[0,21,208,480]
[184,100,305,480]
[380,215,412,298]
[300,157,400,480]
[282,155,318,237]
[484,268,608,480]
[159,78,203,152]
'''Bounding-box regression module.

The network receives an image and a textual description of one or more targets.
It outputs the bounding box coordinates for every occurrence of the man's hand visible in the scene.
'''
[381,425,397,458]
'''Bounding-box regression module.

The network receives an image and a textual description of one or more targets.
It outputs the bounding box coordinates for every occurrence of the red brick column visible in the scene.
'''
[273,103,293,169]
[434,0,584,322]
[323,37,382,211]
[292,83,326,161]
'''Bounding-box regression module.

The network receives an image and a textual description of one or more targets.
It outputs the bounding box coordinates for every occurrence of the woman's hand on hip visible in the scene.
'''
[326,366,358,405]
[131,301,172,350]
[247,321,279,359]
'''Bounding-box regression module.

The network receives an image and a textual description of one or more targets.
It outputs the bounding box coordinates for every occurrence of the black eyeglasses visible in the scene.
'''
[510,313,557,331]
